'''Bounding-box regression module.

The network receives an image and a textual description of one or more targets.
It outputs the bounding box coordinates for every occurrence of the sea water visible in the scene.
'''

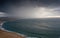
[2,18,60,38]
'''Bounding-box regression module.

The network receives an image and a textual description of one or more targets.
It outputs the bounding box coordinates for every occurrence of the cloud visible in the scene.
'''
[0,0,60,18]
[0,0,60,12]
[0,12,8,17]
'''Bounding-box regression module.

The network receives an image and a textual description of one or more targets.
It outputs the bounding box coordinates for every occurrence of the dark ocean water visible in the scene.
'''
[2,18,60,38]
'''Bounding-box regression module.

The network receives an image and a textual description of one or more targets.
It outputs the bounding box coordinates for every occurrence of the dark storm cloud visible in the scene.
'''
[0,0,60,13]
[0,0,60,18]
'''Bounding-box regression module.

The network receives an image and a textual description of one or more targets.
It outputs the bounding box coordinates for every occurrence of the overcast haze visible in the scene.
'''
[0,0,60,18]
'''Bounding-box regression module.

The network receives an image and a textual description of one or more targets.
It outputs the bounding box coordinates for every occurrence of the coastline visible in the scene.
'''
[0,21,25,38]
[0,29,25,38]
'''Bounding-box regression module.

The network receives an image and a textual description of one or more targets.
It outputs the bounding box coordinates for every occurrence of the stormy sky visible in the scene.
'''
[0,0,60,18]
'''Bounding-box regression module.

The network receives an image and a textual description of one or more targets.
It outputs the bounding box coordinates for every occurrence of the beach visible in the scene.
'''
[0,29,24,38]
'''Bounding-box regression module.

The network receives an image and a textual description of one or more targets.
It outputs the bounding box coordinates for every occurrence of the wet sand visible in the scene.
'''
[0,30,24,38]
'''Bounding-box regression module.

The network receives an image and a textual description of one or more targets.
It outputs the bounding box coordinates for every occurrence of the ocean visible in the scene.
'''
[2,18,60,38]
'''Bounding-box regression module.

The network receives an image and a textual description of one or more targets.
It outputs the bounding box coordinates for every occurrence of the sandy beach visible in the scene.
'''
[0,30,24,38]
